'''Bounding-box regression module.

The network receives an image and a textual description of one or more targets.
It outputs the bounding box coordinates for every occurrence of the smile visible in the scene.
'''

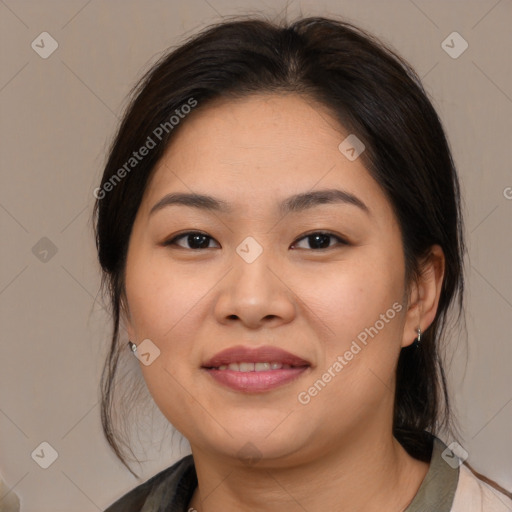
[201,345,311,392]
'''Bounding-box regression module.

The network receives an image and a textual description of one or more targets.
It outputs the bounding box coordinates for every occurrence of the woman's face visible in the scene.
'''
[123,93,418,466]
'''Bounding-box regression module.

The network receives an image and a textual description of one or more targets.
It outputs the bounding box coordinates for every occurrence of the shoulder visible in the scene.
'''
[103,454,195,512]
[451,464,512,512]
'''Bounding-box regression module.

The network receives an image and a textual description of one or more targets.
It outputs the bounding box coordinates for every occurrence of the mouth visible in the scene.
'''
[201,345,311,393]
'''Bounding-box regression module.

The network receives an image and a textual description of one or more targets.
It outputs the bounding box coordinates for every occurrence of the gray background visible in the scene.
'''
[0,0,511,510]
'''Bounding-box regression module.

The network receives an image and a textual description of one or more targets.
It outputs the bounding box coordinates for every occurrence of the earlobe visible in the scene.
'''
[401,245,445,347]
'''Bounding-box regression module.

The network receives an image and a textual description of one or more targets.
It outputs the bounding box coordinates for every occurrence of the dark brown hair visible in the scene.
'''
[93,15,466,477]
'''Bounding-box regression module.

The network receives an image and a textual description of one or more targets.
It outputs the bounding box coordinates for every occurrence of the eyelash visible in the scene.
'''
[163,230,350,251]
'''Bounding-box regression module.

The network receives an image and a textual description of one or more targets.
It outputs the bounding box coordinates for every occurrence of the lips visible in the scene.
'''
[201,345,311,393]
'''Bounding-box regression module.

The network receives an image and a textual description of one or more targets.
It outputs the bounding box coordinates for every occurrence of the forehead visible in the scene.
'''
[142,93,386,216]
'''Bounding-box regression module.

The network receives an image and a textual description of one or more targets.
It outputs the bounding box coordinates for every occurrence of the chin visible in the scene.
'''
[194,424,312,467]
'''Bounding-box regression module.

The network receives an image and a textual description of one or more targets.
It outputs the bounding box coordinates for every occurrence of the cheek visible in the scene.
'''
[302,251,405,398]
[125,250,212,430]
[307,255,403,341]
[124,246,204,341]
[292,269,404,434]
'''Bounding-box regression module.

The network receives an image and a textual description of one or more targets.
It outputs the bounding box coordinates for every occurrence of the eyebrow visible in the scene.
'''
[149,188,370,217]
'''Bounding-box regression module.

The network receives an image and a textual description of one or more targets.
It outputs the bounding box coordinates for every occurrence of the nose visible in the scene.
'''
[213,249,296,330]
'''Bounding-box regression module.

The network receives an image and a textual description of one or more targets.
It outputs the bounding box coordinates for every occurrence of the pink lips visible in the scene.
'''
[202,345,311,393]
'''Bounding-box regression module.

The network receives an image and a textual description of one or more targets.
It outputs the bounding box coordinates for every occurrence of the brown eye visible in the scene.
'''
[291,232,349,250]
[164,231,220,250]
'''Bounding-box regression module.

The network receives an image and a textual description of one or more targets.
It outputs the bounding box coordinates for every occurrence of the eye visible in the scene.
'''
[164,231,220,250]
[291,231,349,250]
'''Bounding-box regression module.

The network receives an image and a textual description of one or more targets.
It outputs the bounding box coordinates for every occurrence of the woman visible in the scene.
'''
[94,15,512,511]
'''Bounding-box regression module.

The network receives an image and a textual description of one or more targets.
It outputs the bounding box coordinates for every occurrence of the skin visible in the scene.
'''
[122,93,445,511]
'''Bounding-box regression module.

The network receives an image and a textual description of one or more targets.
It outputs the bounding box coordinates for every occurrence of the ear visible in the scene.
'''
[402,244,445,347]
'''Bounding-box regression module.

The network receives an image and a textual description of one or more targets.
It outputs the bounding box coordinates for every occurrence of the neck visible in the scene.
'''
[188,430,430,512]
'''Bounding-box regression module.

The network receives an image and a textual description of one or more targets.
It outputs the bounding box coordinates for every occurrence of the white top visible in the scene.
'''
[451,464,512,511]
